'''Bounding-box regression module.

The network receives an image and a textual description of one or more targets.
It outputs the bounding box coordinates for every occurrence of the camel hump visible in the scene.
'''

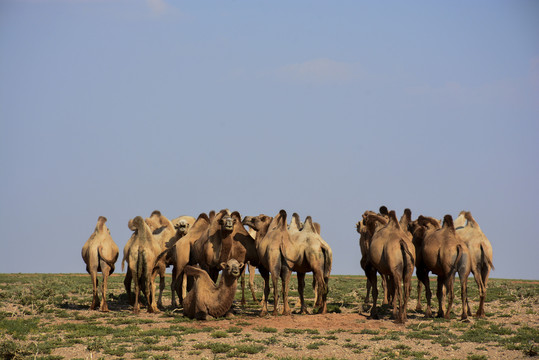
[442,214,455,232]
[151,210,161,217]
[303,216,316,233]
[231,211,242,222]
[418,215,441,229]
[290,213,302,230]
[277,210,287,230]
[133,216,145,229]
[464,211,477,226]
[379,206,389,216]
[197,212,210,222]
[96,216,107,231]
[128,218,136,231]
[403,208,412,220]
[388,210,401,229]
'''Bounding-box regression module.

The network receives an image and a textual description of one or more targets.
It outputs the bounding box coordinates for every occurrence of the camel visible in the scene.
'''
[168,213,212,307]
[81,216,119,312]
[408,215,442,312]
[241,228,259,305]
[122,211,179,308]
[356,208,393,307]
[126,216,163,314]
[412,215,472,320]
[288,213,333,314]
[242,210,295,316]
[365,210,415,323]
[455,211,494,317]
[183,259,244,320]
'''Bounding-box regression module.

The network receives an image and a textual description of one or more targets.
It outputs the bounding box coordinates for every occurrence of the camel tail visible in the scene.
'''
[322,243,333,280]
[451,244,464,276]
[481,244,495,271]
[400,239,415,266]
[136,248,146,285]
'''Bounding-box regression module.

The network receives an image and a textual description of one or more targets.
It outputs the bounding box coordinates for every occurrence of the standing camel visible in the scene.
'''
[455,211,494,318]
[412,215,471,320]
[81,216,119,312]
[365,211,415,323]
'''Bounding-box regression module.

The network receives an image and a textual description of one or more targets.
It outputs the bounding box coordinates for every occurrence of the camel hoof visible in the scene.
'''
[259,310,268,317]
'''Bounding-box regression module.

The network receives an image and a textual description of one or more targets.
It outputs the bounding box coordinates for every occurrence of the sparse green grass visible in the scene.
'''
[0,274,537,359]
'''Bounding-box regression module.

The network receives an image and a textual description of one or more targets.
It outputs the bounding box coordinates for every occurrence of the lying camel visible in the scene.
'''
[81,216,119,312]
[288,213,333,314]
[413,215,471,320]
[455,211,494,317]
[365,211,415,323]
[243,210,295,316]
[126,216,162,314]
[183,259,244,320]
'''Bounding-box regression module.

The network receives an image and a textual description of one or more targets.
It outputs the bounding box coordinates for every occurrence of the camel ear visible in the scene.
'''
[239,262,244,269]
[220,262,227,270]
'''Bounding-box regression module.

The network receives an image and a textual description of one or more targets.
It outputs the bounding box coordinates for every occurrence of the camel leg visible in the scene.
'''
[313,269,327,314]
[124,269,133,305]
[170,267,178,308]
[417,269,432,318]
[459,271,469,321]
[157,271,165,309]
[271,271,280,316]
[444,275,455,320]
[258,267,270,317]
[297,272,308,314]
[436,276,446,318]
[416,280,423,312]
[248,263,257,302]
[240,267,247,306]
[403,261,413,322]
[366,267,379,319]
[364,277,372,305]
[281,267,292,316]
[382,275,389,305]
[90,270,99,310]
[133,276,141,314]
[100,265,111,312]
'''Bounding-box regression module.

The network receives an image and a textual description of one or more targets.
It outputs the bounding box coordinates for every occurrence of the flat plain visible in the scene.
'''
[0,273,537,360]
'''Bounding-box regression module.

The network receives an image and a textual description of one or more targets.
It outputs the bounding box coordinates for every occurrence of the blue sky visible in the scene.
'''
[1,0,538,279]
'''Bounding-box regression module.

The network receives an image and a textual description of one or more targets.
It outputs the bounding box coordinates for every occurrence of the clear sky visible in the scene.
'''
[1,1,538,279]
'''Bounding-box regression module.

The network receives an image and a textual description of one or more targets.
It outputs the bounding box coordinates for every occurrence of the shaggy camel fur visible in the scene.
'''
[168,213,211,307]
[242,210,295,316]
[288,213,333,314]
[455,211,494,317]
[183,259,244,320]
[356,209,392,307]
[123,211,179,308]
[365,211,415,323]
[171,215,196,238]
[412,215,472,320]
[126,216,162,314]
[81,216,119,312]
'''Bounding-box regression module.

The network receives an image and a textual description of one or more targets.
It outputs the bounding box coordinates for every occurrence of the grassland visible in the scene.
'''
[0,273,537,359]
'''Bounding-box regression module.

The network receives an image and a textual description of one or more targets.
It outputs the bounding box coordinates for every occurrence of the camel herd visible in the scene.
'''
[82,209,332,319]
[357,207,493,323]
[81,207,493,323]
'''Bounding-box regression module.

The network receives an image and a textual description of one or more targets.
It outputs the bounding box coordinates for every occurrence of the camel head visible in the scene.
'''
[242,215,272,233]
[174,219,191,236]
[219,215,236,232]
[220,259,245,278]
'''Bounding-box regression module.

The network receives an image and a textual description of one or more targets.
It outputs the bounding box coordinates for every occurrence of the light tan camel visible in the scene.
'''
[455,211,494,317]
[288,213,333,314]
[168,213,211,307]
[365,210,415,323]
[242,210,295,316]
[126,216,162,314]
[81,216,119,312]
[183,259,244,320]
[241,228,259,304]
[412,215,472,320]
